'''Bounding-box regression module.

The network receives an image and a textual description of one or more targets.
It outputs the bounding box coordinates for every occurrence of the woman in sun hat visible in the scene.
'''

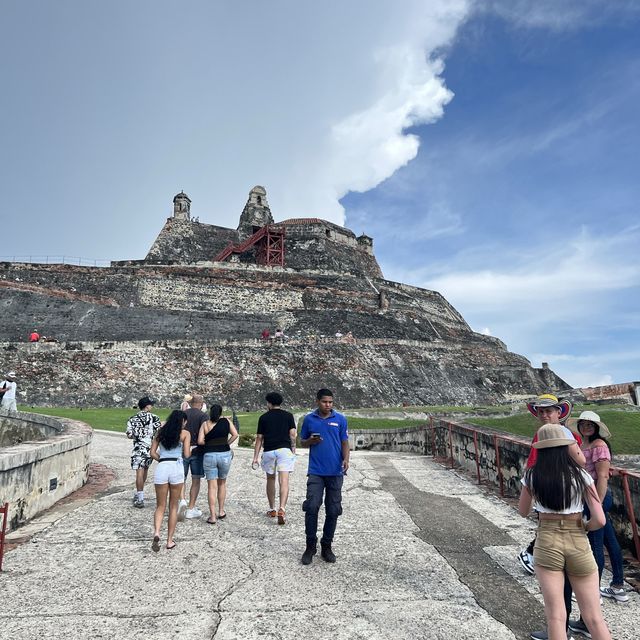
[519,424,611,640]
[566,410,628,603]
[180,393,193,411]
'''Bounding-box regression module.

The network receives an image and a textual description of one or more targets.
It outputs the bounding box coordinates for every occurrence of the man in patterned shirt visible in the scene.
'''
[126,396,161,508]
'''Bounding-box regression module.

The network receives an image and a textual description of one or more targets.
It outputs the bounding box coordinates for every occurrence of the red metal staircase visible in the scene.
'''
[213,225,285,267]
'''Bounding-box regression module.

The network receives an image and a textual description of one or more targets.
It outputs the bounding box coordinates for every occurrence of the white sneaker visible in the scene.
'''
[518,549,535,575]
[185,507,202,519]
[600,586,629,602]
[177,500,188,522]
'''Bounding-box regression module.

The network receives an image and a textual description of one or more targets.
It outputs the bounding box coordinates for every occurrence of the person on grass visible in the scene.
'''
[198,404,238,524]
[519,425,610,640]
[150,410,190,551]
[126,396,162,508]
[252,392,297,524]
[299,388,349,565]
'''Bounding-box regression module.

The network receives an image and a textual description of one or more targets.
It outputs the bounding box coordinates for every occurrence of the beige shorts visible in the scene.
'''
[534,519,597,576]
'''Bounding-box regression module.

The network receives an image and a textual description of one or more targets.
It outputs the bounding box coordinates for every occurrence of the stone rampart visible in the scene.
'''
[2,337,563,409]
[352,420,640,556]
[0,411,92,530]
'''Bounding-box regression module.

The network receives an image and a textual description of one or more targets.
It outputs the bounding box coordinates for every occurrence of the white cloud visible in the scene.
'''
[482,0,640,31]
[479,327,492,336]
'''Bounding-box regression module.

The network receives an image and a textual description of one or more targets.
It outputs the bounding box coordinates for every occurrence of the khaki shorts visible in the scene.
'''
[534,519,597,576]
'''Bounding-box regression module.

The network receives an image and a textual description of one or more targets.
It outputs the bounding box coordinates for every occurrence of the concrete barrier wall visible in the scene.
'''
[0,411,92,530]
[351,420,640,557]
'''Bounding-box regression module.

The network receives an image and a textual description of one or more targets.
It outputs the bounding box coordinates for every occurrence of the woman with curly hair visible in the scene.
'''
[519,424,610,640]
[150,409,190,551]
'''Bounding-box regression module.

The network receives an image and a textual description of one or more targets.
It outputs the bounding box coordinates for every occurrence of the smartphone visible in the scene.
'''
[311,433,321,438]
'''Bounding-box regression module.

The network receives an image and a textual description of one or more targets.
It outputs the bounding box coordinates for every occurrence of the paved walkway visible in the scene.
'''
[1,432,638,640]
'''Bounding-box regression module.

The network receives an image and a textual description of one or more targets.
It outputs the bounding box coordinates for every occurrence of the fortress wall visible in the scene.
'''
[145,218,238,263]
[3,339,557,409]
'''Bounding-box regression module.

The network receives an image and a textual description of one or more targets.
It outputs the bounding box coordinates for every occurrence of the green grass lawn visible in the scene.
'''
[19,404,640,454]
[469,408,639,455]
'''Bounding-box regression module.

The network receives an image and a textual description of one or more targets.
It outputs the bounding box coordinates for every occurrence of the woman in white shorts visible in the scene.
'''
[150,410,190,551]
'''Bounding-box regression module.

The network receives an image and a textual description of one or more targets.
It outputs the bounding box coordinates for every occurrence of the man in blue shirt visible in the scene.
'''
[299,388,350,565]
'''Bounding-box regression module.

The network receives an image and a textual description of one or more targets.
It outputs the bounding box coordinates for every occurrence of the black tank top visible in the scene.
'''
[203,418,231,452]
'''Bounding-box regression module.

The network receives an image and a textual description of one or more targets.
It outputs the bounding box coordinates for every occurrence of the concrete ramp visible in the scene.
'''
[0,432,637,639]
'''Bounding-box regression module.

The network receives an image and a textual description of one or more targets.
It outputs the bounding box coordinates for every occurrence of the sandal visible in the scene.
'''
[267,509,277,518]
[218,512,227,520]
[152,535,160,552]
[166,542,176,550]
[206,517,217,524]
[277,508,286,525]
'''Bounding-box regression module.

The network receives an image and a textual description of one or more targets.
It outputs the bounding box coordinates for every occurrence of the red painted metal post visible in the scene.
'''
[473,430,482,485]
[620,472,640,561]
[448,422,454,468]
[493,434,504,497]
[0,502,8,572]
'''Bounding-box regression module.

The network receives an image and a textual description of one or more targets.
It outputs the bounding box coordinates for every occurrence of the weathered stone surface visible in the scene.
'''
[0,186,570,407]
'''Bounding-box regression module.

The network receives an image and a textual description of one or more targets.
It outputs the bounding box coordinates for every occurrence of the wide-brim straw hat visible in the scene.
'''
[527,394,572,422]
[532,424,576,449]
[566,410,612,439]
[183,394,193,402]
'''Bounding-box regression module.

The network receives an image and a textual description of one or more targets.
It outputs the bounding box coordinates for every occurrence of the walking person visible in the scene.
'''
[150,410,190,551]
[519,425,610,640]
[566,412,629,604]
[180,394,209,519]
[299,388,349,565]
[125,396,162,508]
[0,372,18,411]
[252,392,297,524]
[198,404,238,524]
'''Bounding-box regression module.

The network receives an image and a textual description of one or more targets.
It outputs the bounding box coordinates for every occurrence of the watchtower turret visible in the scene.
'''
[237,186,274,239]
[173,191,191,221]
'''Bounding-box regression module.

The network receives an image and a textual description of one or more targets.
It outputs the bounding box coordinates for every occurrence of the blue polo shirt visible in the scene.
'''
[301,409,349,476]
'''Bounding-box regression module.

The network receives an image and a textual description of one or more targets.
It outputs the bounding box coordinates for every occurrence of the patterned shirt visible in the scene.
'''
[583,445,611,482]
[126,410,161,450]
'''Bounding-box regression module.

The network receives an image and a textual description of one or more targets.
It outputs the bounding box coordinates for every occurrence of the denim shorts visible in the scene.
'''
[261,448,296,474]
[154,460,185,485]
[203,451,233,480]
[183,450,204,478]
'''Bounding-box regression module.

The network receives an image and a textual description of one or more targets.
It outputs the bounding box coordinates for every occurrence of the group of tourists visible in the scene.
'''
[125,388,349,564]
[125,387,629,636]
[519,394,628,640]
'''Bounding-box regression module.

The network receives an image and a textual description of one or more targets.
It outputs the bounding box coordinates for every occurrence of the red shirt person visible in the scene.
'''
[29,331,40,342]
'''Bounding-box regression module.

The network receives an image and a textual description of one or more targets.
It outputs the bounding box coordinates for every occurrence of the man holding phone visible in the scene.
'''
[299,388,350,565]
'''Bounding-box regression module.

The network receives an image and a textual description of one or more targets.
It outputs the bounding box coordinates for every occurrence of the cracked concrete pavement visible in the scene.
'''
[1,431,638,640]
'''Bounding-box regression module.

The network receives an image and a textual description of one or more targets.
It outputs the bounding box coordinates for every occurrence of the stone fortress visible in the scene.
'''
[0,186,568,408]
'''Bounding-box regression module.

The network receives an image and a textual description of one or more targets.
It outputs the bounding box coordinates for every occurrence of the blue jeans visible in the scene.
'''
[303,474,343,545]
[585,490,625,586]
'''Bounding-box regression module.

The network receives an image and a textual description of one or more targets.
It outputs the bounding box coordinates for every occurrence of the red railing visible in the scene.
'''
[427,419,640,560]
[0,502,8,571]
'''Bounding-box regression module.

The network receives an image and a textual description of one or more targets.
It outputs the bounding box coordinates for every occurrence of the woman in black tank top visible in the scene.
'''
[198,404,239,523]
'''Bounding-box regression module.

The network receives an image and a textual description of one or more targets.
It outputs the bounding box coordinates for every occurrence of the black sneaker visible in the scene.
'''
[568,619,592,638]
[529,630,548,640]
[321,543,336,563]
[301,543,317,565]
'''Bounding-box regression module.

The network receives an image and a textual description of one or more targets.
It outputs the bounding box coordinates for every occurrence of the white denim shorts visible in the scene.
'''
[261,448,296,474]
[153,459,185,485]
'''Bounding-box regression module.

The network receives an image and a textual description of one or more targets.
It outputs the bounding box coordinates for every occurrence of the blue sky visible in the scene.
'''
[1,1,639,388]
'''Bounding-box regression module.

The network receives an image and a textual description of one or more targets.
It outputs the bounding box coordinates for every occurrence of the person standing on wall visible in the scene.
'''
[180,394,208,520]
[299,388,349,565]
[0,372,17,412]
[252,392,297,524]
[125,396,162,508]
